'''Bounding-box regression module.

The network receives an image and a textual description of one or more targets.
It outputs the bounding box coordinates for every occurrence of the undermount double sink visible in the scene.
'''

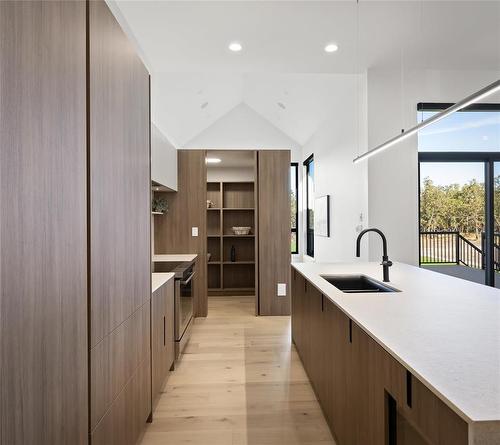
[321,274,400,293]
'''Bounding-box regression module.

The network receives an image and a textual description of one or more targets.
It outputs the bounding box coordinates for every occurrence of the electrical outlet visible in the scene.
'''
[277,283,286,296]
[192,227,198,237]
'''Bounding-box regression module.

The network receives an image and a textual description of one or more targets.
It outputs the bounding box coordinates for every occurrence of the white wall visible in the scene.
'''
[300,74,369,263]
[184,102,302,162]
[151,123,177,191]
[207,166,254,182]
[367,67,500,265]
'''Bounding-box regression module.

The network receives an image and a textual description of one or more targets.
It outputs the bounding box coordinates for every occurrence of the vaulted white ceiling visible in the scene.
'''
[110,0,500,147]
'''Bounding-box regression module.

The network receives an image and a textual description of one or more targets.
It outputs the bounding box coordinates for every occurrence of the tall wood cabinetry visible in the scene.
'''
[0,1,151,444]
[258,151,291,315]
[89,1,151,444]
[0,2,88,444]
[291,268,469,445]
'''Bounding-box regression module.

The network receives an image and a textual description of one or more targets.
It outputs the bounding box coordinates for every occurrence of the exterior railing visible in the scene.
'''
[420,231,500,270]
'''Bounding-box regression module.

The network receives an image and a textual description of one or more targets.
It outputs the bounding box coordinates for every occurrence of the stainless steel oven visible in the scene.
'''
[175,264,194,350]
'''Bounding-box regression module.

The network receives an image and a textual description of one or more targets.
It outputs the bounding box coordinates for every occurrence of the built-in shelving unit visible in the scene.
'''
[207,181,256,296]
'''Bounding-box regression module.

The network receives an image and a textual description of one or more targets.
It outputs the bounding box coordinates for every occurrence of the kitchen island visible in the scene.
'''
[292,261,500,445]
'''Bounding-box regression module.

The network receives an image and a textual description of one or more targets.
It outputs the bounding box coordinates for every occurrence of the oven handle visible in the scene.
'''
[180,271,195,286]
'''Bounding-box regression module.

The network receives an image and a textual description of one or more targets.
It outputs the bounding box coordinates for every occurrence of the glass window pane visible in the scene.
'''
[418,110,500,152]
[290,163,298,254]
[420,162,485,285]
[291,232,297,254]
[494,162,500,288]
[305,157,314,257]
[290,165,297,230]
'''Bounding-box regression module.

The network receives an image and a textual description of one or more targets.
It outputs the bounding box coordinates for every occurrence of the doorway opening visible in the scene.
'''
[206,150,258,301]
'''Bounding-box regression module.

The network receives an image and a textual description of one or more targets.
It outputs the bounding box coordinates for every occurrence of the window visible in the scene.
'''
[417,102,500,288]
[418,103,500,152]
[290,163,298,254]
[304,155,314,257]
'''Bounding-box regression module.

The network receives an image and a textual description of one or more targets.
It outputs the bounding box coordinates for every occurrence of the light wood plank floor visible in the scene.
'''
[140,297,336,445]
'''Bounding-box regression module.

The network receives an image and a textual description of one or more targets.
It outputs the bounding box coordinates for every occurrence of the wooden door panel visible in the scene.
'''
[0,2,87,443]
[258,150,291,315]
[88,1,151,443]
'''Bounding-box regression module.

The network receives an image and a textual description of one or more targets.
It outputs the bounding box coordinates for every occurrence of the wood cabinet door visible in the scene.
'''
[151,278,175,410]
[329,301,352,445]
[152,285,168,407]
[0,2,88,444]
[88,1,151,443]
[292,270,306,359]
[164,279,175,372]
[291,268,299,345]
[258,150,291,315]
[308,286,324,394]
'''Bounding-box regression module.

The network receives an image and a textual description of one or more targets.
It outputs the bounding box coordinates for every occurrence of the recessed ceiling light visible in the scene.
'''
[228,42,242,52]
[206,157,221,164]
[324,43,339,53]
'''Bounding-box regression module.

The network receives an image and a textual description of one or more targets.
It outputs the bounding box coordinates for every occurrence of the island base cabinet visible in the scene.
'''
[291,267,469,445]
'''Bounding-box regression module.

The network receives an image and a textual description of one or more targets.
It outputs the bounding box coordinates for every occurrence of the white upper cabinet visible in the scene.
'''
[151,123,177,191]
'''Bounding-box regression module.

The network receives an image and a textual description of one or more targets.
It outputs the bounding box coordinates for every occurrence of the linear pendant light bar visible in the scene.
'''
[353,79,500,164]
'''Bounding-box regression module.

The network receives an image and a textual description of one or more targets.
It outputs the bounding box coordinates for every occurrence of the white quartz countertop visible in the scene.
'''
[292,261,500,425]
[152,272,175,293]
[152,254,197,262]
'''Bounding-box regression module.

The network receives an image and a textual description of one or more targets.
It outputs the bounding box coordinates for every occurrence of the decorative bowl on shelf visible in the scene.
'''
[232,226,251,235]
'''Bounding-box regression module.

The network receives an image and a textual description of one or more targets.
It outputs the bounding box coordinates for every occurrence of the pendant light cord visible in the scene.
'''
[356,0,360,158]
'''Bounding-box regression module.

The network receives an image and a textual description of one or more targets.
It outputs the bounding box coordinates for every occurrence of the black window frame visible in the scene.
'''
[290,162,299,254]
[303,154,314,257]
[417,102,500,287]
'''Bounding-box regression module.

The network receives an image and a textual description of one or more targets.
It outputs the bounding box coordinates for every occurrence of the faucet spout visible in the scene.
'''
[356,228,392,282]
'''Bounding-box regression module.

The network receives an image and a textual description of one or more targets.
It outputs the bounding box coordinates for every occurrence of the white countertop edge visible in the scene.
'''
[292,261,500,426]
[152,254,197,262]
[152,272,175,293]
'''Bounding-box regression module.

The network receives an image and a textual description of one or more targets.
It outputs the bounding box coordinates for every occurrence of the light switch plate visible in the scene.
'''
[192,227,198,237]
[277,283,286,296]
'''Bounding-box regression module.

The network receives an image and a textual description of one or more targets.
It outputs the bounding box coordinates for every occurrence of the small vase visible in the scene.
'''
[230,245,236,262]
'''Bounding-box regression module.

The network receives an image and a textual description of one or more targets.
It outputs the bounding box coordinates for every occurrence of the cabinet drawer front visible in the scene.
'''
[401,377,468,445]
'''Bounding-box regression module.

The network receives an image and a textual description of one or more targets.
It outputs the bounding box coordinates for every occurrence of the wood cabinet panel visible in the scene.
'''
[152,279,175,409]
[0,2,88,443]
[258,150,291,315]
[91,356,152,445]
[89,0,151,347]
[154,150,207,317]
[399,373,468,445]
[88,1,151,444]
[293,272,470,445]
[91,301,151,430]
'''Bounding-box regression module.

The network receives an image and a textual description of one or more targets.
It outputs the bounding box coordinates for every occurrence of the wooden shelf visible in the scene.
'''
[207,179,257,294]
[223,234,255,238]
[151,211,164,215]
[223,208,254,210]
[223,287,255,292]
[223,261,255,265]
